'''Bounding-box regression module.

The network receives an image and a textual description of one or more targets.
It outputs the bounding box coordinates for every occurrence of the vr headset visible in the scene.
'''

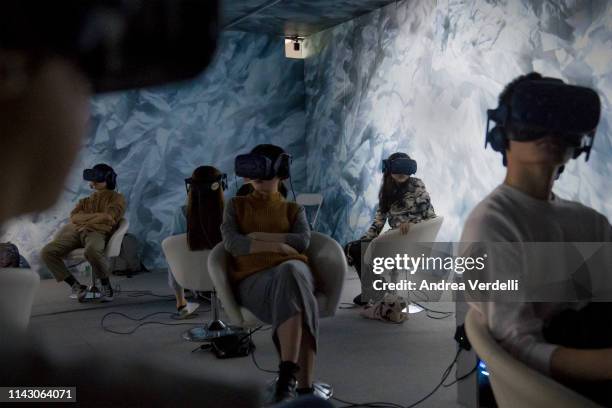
[486,79,601,161]
[1,0,219,93]
[184,173,227,193]
[382,157,417,175]
[235,153,292,180]
[83,165,116,188]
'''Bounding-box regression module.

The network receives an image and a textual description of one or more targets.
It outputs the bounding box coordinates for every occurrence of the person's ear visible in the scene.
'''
[0,51,30,100]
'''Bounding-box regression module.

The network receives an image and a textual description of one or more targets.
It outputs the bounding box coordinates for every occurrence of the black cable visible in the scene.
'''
[332,395,404,408]
[403,349,461,408]
[410,299,453,320]
[100,311,203,335]
[443,360,478,387]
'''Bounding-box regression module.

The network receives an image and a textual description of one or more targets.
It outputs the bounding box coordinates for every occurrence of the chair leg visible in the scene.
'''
[182,290,245,342]
[82,264,101,301]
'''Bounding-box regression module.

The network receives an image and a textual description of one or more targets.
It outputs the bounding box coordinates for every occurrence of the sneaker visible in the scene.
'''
[177,302,199,319]
[353,293,368,306]
[70,283,87,300]
[100,284,114,302]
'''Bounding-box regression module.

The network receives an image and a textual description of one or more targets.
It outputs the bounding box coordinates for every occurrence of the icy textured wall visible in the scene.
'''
[304,0,612,244]
[2,31,306,275]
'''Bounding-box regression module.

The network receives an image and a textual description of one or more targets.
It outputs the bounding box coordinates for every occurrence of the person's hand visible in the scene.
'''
[278,243,299,256]
[399,222,411,235]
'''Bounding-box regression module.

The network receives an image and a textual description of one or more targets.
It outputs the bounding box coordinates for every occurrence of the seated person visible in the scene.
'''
[41,164,125,302]
[461,72,612,405]
[222,144,316,403]
[344,152,436,305]
[167,165,225,318]
[0,242,29,268]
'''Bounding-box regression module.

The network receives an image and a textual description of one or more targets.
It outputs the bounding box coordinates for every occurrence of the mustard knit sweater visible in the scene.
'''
[230,191,308,283]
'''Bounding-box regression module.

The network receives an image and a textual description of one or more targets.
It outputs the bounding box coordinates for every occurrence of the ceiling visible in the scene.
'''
[221,0,397,37]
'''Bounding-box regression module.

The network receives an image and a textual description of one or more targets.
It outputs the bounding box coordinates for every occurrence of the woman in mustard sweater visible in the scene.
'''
[221,144,316,403]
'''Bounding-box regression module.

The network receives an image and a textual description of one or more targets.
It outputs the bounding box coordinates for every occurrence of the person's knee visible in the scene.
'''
[84,245,103,260]
[41,243,60,261]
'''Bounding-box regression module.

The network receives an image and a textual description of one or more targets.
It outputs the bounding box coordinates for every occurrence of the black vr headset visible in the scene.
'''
[235,153,292,180]
[485,78,601,161]
[1,0,219,93]
[184,173,228,194]
[83,164,117,189]
[382,157,417,176]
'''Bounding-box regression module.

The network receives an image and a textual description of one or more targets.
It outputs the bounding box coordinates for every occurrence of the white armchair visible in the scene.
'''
[0,268,40,336]
[162,233,241,341]
[361,216,444,305]
[465,308,602,408]
[208,232,346,328]
[64,218,130,299]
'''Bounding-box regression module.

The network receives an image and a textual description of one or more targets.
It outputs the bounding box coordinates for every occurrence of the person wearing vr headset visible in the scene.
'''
[41,163,125,302]
[461,72,612,405]
[222,144,317,403]
[345,152,436,306]
[167,165,226,318]
[0,1,288,406]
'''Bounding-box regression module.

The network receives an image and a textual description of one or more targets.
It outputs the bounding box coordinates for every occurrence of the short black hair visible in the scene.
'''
[496,72,544,165]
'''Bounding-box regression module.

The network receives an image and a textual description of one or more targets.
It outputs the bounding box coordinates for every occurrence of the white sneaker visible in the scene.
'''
[177,302,199,319]
[70,283,87,299]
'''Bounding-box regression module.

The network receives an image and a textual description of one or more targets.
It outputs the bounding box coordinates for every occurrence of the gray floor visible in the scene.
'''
[28,268,462,407]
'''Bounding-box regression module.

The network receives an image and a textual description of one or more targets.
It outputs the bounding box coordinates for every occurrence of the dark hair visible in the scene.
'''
[93,163,117,190]
[186,166,224,251]
[250,144,289,193]
[378,152,410,213]
[236,182,287,198]
[497,72,544,165]
[0,242,20,268]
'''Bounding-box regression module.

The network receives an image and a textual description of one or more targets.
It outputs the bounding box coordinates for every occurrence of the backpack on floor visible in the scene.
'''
[108,234,147,275]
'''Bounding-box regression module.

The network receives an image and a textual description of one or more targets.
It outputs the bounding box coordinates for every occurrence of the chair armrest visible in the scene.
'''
[207,242,245,326]
[305,232,346,317]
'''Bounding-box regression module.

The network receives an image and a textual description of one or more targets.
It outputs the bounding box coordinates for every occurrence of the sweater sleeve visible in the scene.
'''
[106,193,126,225]
[412,178,436,222]
[363,206,387,239]
[220,199,251,257]
[284,206,311,253]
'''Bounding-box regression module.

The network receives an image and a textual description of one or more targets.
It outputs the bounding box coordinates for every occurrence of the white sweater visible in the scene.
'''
[460,184,612,374]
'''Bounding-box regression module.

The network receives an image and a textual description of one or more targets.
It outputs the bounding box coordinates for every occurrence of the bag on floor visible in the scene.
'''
[108,234,147,275]
[360,293,408,323]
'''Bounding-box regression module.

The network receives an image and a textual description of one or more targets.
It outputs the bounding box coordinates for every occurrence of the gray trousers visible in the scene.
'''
[237,260,319,353]
[41,224,109,282]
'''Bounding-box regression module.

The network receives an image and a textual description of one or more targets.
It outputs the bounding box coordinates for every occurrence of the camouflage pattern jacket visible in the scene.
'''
[363,177,436,240]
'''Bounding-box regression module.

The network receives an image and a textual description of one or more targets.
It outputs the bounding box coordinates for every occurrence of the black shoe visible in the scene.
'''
[274,361,298,403]
[353,294,367,306]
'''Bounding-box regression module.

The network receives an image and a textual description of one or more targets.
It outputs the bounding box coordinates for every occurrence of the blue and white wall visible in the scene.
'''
[2,31,306,274]
[304,0,612,245]
[3,0,611,276]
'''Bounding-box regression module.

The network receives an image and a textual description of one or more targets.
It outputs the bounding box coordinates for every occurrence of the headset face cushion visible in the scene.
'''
[387,157,417,175]
[235,154,274,180]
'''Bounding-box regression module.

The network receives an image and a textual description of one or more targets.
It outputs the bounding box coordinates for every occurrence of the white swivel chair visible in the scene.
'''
[0,268,40,336]
[208,231,346,329]
[465,308,602,408]
[362,216,444,309]
[65,218,129,300]
[296,193,323,231]
[162,233,240,341]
